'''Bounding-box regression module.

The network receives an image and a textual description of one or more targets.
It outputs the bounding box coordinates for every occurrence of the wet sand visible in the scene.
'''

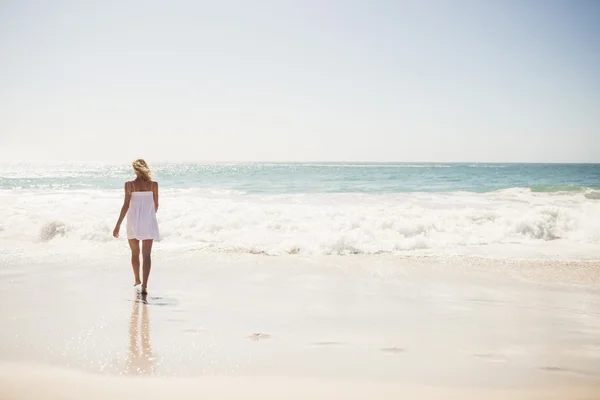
[1,250,599,399]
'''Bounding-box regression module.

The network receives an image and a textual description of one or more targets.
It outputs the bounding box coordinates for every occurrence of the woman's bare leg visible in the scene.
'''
[128,239,141,286]
[141,240,153,294]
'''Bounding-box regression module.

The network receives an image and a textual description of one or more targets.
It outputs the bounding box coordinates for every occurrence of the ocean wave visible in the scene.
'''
[1,189,598,256]
[529,185,590,193]
[495,186,598,195]
[584,191,600,200]
[466,164,508,168]
[261,163,453,168]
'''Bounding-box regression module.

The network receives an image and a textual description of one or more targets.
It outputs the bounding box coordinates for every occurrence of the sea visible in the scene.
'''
[1,162,599,259]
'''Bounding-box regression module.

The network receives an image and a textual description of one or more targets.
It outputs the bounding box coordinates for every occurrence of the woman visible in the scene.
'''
[113,159,160,294]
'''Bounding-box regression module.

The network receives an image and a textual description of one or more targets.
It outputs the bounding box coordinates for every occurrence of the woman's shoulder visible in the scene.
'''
[123,181,134,194]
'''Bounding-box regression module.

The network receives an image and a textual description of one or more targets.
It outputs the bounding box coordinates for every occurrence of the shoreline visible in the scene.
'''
[1,252,599,398]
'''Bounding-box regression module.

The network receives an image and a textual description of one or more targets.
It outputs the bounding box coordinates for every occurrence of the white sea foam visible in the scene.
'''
[254,163,453,168]
[0,188,599,258]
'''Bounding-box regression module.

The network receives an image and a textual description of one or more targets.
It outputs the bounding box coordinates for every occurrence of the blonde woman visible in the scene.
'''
[113,159,160,294]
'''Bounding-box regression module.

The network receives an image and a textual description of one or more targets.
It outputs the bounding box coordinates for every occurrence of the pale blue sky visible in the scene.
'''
[1,0,598,162]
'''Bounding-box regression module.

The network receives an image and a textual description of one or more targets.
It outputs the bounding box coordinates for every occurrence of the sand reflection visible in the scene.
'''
[124,295,154,375]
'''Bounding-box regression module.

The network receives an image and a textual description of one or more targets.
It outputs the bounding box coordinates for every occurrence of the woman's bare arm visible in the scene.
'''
[153,181,159,212]
[113,182,132,238]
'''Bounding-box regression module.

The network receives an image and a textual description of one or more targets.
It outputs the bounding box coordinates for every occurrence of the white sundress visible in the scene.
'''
[126,184,160,241]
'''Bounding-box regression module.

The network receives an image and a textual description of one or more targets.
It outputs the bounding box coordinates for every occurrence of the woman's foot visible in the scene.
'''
[134,280,142,286]
[141,285,148,295]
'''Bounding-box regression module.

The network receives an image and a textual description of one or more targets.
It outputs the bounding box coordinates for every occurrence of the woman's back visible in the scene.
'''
[130,179,155,192]
[127,180,160,241]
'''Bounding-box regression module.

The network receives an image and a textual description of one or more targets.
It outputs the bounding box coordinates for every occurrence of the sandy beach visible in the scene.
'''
[2,0,600,395]
[1,244,599,399]
[2,363,599,400]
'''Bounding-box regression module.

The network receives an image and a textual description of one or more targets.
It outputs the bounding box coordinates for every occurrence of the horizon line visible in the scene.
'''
[2,159,599,165]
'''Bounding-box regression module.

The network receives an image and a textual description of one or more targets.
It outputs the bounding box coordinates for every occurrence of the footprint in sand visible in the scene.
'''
[183,328,203,334]
[538,366,587,375]
[247,333,271,341]
[313,341,341,346]
[381,347,405,354]
[538,366,594,377]
[473,353,507,363]
[540,366,566,372]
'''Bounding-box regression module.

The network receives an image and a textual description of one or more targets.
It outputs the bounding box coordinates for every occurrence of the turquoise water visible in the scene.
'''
[1,162,598,194]
[1,162,599,256]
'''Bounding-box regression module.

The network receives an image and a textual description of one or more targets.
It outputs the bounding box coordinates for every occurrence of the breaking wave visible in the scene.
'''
[1,188,599,257]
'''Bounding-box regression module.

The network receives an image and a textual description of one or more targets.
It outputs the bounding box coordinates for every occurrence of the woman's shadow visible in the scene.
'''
[124,294,154,375]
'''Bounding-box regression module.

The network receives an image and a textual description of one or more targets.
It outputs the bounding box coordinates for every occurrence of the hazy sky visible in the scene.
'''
[1,0,599,162]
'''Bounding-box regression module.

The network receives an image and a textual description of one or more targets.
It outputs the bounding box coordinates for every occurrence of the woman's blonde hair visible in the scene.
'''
[132,159,152,181]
